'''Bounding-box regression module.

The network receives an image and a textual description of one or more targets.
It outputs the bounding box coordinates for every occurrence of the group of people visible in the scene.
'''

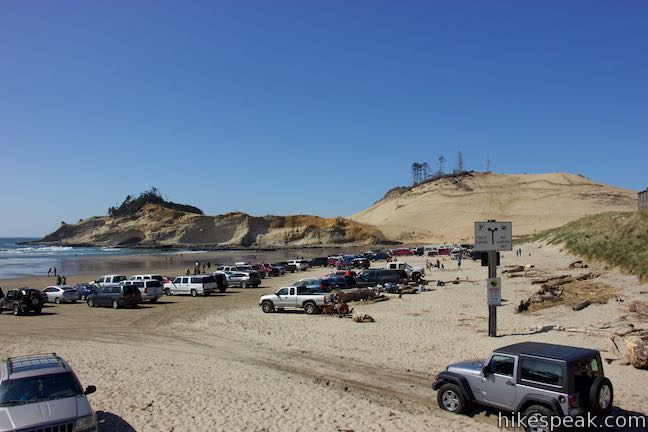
[187,261,212,275]
[425,258,445,270]
[515,248,524,256]
[47,267,67,284]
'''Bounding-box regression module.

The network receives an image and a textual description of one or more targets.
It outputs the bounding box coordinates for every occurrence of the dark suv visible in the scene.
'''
[355,269,408,288]
[86,284,141,309]
[0,288,45,316]
[433,342,614,431]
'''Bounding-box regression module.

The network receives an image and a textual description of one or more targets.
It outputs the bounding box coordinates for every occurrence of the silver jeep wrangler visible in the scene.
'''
[432,342,613,432]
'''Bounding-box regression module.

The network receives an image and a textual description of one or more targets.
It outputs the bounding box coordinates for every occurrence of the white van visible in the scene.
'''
[128,274,164,282]
[163,275,218,296]
[124,279,163,302]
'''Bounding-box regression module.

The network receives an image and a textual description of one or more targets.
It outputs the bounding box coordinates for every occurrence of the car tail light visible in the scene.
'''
[568,394,578,408]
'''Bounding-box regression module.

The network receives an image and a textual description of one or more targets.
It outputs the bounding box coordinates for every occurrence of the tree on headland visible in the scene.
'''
[108,188,203,217]
[437,155,446,175]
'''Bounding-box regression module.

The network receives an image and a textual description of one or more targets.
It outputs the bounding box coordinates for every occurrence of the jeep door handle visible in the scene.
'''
[505,380,515,386]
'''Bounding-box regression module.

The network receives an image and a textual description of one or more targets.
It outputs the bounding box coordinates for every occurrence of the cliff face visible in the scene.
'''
[351,172,637,243]
[39,204,393,248]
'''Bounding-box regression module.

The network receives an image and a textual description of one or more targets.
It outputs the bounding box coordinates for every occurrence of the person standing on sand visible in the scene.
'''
[56,275,62,285]
[186,268,191,275]
[53,267,57,276]
[62,276,66,285]
[47,268,52,277]
[457,257,462,269]
[436,259,440,269]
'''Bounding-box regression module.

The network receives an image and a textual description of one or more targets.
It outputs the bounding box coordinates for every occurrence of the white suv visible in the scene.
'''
[124,279,163,302]
[163,275,218,296]
[128,274,164,282]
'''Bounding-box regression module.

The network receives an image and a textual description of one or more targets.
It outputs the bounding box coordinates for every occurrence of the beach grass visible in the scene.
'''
[535,211,648,279]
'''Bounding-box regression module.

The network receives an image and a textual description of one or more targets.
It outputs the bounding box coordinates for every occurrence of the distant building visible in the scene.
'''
[640,188,648,210]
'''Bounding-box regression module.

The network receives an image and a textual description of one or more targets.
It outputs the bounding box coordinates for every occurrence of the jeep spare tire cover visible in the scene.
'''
[589,376,613,415]
[31,297,41,306]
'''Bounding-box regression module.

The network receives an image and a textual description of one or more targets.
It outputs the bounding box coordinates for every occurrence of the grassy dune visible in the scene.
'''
[537,211,648,279]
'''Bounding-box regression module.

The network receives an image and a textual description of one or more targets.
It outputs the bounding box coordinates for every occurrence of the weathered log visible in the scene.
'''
[531,275,570,285]
[626,336,648,369]
[502,265,525,274]
[572,300,591,311]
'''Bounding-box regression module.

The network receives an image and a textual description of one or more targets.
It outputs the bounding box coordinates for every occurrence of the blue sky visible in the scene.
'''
[1,1,647,236]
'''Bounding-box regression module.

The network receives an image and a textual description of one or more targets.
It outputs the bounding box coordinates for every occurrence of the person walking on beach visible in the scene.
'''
[47,267,52,277]
[436,259,440,269]
[62,276,66,285]
[457,257,462,269]
[53,267,57,276]
[207,261,211,270]
[56,275,62,285]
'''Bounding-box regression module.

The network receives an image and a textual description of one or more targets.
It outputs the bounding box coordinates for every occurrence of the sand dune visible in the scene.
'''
[351,172,637,243]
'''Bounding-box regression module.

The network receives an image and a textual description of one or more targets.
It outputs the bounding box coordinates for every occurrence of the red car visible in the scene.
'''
[391,248,413,256]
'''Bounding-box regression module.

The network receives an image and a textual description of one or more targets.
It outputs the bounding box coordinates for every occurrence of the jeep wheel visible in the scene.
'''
[261,301,275,313]
[112,300,119,309]
[31,297,41,307]
[522,405,553,432]
[164,288,171,296]
[412,273,421,283]
[55,297,61,304]
[190,289,197,297]
[13,304,21,316]
[589,376,614,415]
[437,383,466,414]
[304,302,319,315]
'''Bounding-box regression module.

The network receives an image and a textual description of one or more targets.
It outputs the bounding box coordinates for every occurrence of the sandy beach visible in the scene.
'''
[1,243,647,431]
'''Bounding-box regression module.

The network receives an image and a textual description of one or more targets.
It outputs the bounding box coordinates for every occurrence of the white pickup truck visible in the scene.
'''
[386,261,424,282]
[259,286,329,314]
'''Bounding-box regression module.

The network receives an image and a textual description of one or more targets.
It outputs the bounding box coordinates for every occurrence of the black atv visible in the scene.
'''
[0,287,45,316]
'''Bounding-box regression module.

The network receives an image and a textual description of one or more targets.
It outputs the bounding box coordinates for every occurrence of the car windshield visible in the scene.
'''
[0,373,82,406]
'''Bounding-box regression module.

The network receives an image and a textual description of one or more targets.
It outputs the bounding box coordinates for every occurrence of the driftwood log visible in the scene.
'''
[572,300,591,311]
[334,288,376,302]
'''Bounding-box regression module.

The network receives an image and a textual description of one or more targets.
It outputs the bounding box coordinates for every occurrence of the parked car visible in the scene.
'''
[123,279,163,302]
[292,278,331,292]
[432,342,614,432]
[163,275,219,296]
[0,353,97,432]
[351,258,370,269]
[386,261,424,282]
[309,257,329,267]
[321,275,349,290]
[42,286,78,304]
[371,252,390,261]
[72,283,97,301]
[251,264,268,278]
[259,286,329,314]
[94,275,127,287]
[355,269,408,288]
[288,259,310,271]
[86,284,141,309]
[391,248,413,256]
[273,261,296,273]
[0,288,45,316]
[226,271,261,288]
[270,264,286,275]
[257,263,278,276]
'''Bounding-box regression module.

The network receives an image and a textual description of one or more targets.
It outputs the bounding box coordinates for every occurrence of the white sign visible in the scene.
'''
[486,277,501,306]
[474,221,512,251]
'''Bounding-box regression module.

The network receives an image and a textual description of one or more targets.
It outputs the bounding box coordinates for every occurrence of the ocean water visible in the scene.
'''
[0,238,172,279]
[0,238,361,280]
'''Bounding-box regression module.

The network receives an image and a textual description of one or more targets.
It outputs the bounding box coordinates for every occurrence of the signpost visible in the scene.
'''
[475,220,512,337]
